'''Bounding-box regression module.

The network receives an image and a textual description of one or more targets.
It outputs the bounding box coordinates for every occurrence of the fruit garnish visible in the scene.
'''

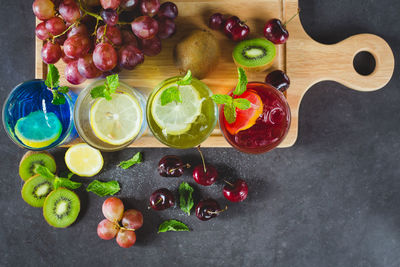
[149,188,175,211]
[65,143,104,177]
[15,111,63,148]
[158,155,190,177]
[90,91,143,145]
[19,151,56,181]
[264,9,300,44]
[87,180,121,197]
[265,70,290,92]
[119,152,143,169]
[21,174,54,208]
[211,67,253,124]
[90,74,120,100]
[45,64,70,105]
[158,220,190,233]
[209,13,224,30]
[223,16,250,42]
[193,146,218,186]
[223,179,249,202]
[195,199,227,221]
[102,197,125,222]
[225,90,263,135]
[160,70,192,106]
[179,182,194,215]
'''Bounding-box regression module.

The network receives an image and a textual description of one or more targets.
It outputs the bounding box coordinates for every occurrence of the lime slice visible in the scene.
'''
[90,92,143,145]
[15,111,62,148]
[65,143,103,177]
[151,85,203,135]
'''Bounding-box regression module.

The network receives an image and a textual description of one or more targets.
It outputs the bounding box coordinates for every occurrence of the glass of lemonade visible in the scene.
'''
[74,80,147,151]
[2,80,77,150]
[147,76,218,149]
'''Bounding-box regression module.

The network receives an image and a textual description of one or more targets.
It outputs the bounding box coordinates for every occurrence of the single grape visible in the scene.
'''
[140,0,160,17]
[96,25,122,46]
[209,13,224,30]
[41,42,61,64]
[120,0,139,10]
[121,30,138,47]
[121,209,143,230]
[118,45,144,70]
[97,219,119,240]
[139,36,161,56]
[77,54,102,79]
[100,0,121,10]
[32,0,55,21]
[63,34,91,59]
[116,230,136,248]
[158,2,178,20]
[102,197,124,222]
[68,24,89,38]
[157,18,175,39]
[59,0,81,23]
[61,47,74,64]
[36,22,51,41]
[131,16,158,40]
[65,60,87,85]
[101,9,119,26]
[45,17,67,36]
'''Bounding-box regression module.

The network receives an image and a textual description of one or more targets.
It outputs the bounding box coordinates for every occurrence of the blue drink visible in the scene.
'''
[2,79,77,150]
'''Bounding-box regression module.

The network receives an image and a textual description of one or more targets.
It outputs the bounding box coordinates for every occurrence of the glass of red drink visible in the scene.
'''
[219,82,291,154]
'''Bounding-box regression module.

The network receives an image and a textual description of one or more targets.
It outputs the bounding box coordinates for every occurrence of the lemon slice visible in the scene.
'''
[90,92,143,145]
[151,85,203,135]
[65,143,103,177]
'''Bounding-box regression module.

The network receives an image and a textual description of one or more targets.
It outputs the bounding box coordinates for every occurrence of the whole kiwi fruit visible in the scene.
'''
[174,29,220,79]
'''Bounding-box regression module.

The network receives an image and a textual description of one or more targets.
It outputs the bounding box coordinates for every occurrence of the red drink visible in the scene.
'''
[219,82,291,154]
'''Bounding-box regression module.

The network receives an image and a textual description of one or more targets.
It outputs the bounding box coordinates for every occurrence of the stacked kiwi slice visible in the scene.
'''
[19,151,80,228]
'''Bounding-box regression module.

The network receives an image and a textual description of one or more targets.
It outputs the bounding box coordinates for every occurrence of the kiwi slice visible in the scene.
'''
[21,174,54,207]
[19,151,57,181]
[43,188,80,228]
[233,38,276,72]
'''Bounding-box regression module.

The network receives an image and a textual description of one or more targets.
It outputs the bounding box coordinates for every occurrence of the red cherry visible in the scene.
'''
[265,70,290,92]
[223,179,248,202]
[223,16,249,41]
[208,13,224,30]
[223,16,240,36]
[263,19,288,44]
[192,146,218,186]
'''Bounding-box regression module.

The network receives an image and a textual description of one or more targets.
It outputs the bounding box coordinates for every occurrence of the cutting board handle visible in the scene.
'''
[317,33,394,92]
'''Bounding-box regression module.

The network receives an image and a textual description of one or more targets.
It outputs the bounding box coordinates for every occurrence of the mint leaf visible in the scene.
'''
[106,74,119,91]
[34,165,55,179]
[119,152,143,169]
[179,182,194,215]
[45,64,60,89]
[233,67,248,96]
[90,85,106,99]
[233,98,251,110]
[51,90,66,105]
[58,86,69,94]
[161,86,182,106]
[54,177,82,190]
[103,89,112,101]
[176,70,192,86]
[211,94,232,105]
[86,180,120,197]
[224,104,237,124]
[158,220,190,233]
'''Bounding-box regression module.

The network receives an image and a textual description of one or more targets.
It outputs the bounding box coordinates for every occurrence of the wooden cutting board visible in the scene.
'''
[35,0,395,148]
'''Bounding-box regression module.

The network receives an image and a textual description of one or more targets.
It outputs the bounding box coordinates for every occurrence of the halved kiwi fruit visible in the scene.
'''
[21,174,54,207]
[19,151,57,181]
[233,38,276,72]
[43,188,80,228]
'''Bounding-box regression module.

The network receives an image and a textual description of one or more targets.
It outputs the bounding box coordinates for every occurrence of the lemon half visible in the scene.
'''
[65,143,103,177]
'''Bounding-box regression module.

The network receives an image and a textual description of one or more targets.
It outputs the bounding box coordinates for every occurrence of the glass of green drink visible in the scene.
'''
[147,75,218,149]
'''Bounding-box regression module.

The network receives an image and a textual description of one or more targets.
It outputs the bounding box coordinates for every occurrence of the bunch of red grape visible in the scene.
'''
[98,197,144,248]
[33,0,178,85]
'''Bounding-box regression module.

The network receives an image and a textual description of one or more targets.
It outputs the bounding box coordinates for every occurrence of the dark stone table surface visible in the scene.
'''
[0,0,399,266]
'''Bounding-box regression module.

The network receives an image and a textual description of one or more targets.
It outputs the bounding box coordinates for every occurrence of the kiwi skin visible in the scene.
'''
[19,151,57,181]
[174,29,220,79]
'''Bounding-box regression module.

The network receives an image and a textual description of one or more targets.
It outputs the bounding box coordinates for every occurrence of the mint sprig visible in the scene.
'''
[86,180,120,197]
[34,165,55,180]
[158,220,190,233]
[119,152,143,169]
[34,165,81,190]
[211,67,251,124]
[90,74,120,100]
[160,70,192,106]
[45,64,70,105]
[178,182,194,215]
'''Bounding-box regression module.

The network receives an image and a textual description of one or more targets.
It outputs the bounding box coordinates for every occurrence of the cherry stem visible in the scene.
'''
[283,8,300,27]
[168,163,191,174]
[206,206,228,215]
[197,145,207,173]
[223,180,234,187]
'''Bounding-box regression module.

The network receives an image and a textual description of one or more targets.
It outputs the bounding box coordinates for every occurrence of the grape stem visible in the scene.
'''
[77,0,103,21]
[119,226,135,232]
[117,21,132,25]
[51,20,80,40]
[197,145,207,173]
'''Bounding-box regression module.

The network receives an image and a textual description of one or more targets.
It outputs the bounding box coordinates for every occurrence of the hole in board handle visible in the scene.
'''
[353,51,376,76]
